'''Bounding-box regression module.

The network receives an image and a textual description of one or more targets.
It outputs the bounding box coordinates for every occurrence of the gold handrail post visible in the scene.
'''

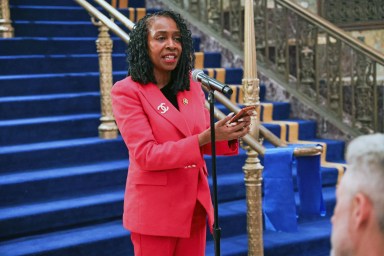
[0,0,14,38]
[93,19,119,139]
[243,0,264,255]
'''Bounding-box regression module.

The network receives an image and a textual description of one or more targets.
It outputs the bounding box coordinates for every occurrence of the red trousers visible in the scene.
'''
[131,201,207,256]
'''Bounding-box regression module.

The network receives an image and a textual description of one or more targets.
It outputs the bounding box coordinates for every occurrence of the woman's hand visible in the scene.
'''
[198,110,254,146]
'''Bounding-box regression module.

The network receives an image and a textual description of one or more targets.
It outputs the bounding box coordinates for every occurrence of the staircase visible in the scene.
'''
[0,0,344,255]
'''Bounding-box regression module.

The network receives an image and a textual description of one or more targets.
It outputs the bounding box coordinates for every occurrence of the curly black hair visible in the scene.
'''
[127,10,195,94]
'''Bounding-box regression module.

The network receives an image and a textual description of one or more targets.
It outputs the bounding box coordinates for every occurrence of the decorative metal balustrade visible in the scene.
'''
[167,0,384,135]
[318,0,384,30]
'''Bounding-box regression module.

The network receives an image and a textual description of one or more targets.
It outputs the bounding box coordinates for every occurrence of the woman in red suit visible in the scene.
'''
[111,10,252,256]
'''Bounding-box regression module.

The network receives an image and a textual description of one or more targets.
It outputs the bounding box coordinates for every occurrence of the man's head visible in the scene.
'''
[331,133,384,256]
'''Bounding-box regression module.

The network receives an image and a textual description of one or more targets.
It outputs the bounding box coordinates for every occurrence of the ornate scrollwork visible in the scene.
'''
[208,0,221,32]
[189,0,199,19]
[326,35,342,115]
[254,0,267,62]
[228,0,241,45]
[243,151,264,256]
[297,18,317,97]
[173,0,183,8]
[353,52,376,132]
[243,78,260,106]
[94,22,118,139]
[320,0,384,29]
[273,4,288,76]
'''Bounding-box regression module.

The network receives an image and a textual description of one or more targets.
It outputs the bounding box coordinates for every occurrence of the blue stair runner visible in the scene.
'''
[0,1,344,255]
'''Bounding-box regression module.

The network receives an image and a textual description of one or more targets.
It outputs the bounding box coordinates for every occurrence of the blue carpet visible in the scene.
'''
[0,1,344,255]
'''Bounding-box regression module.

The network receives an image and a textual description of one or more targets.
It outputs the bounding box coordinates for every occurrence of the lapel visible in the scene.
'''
[138,83,194,137]
[177,90,197,133]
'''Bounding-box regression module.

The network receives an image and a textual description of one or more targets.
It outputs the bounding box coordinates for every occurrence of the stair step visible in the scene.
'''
[206,218,331,256]
[0,71,124,97]
[0,188,125,239]
[0,188,334,256]
[205,148,339,188]
[13,21,100,37]
[0,220,132,256]
[11,6,162,22]
[0,114,100,145]
[0,137,127,173]
[10,0,145,8]
[0,37,200,55]
[262,119,317,140]
[11,6,92,21]
[0,92,100,120]
[0,160,128,207]
[291,138,345,163]
[210,187,335,242]
[0,51,221,75]
[309,138,345,162]
[0,37,126,55]
[202,68,244,85]
[11,0,80,6]
[0,54,128,75]
[215,101,290,120]
[260,101,291,120]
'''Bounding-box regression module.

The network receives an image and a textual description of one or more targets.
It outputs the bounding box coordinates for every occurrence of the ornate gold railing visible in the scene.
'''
[0,0,14,37]
[318,0,384,30]
[166,0,384,136]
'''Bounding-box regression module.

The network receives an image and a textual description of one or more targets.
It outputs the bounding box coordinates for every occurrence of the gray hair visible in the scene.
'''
[345,133,384,233]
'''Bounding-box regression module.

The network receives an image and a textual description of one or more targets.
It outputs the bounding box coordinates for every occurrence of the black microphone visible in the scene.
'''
[192,69,233,96]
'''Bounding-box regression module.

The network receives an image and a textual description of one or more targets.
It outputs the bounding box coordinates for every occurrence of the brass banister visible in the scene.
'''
[75,0,130,43]
[92,0,135,31]
[276,0,384,65]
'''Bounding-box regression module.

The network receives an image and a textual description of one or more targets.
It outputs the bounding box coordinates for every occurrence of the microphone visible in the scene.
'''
[192,69,233,96]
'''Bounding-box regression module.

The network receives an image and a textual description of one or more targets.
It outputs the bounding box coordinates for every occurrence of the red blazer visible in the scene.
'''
[111,76,238,238]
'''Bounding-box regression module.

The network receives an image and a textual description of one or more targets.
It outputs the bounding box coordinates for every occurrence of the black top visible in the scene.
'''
[160,82,179,110]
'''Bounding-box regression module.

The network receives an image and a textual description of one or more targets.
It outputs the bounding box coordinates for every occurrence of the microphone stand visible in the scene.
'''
[206,79,221,256]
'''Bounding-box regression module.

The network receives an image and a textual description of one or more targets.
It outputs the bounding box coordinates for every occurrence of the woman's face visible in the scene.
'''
[147,16,182,82]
